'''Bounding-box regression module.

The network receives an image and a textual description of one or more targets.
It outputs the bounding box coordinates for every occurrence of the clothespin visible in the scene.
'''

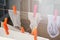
[33,4,37,17]
[53,9,58,22]
[12,5,17,15]
[20,27,25,33]
[3,18,9,35]
[31,27,37,40]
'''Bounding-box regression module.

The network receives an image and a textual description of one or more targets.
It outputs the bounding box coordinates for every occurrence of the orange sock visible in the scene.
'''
[20,27,25,33]
[3,18,9,35]
[12,5,17,14]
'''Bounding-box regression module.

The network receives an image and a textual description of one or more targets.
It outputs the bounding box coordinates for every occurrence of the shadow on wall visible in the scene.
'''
[21,18,31,33]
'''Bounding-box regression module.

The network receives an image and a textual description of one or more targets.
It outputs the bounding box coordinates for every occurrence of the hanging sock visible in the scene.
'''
[47,9,59,38]
[3,18,9,35]
[29,4,38,30]
[12,5,21,28]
